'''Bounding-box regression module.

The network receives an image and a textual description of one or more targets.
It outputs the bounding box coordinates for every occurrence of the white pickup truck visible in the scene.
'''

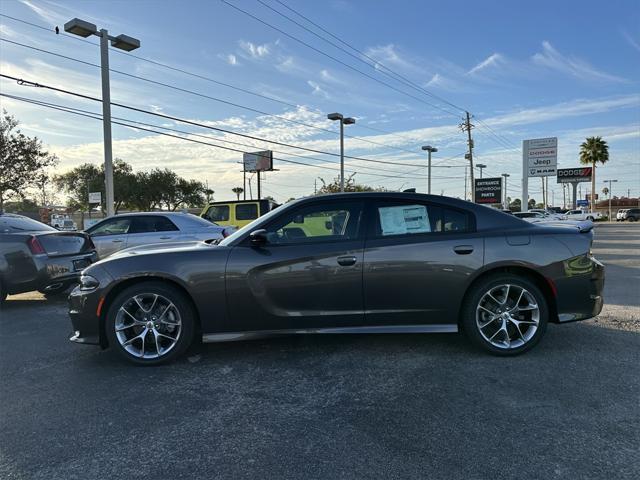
[564,209,602,221]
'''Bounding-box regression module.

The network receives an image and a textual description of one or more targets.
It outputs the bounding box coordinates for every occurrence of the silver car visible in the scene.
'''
[86,212,231,258]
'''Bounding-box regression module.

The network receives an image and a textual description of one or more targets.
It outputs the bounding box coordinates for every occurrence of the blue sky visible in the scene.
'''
[0,0,638,203]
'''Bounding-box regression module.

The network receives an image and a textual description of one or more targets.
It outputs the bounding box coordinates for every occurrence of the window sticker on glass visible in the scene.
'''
[379,205,431,236]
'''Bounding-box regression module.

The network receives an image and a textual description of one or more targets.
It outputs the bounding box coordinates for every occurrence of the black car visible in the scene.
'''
[622,208,640,221]
[0,213,97,303]
[68,192,604,365]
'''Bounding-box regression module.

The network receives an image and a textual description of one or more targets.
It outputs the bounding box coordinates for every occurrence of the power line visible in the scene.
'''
[220,0,462,118]
[2,92,468,182]
[1,37,423,157]
[266,0,467,113]
[0,72,444,170]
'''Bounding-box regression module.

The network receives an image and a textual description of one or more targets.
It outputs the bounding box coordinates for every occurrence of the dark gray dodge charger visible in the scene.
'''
[69,192,604,365]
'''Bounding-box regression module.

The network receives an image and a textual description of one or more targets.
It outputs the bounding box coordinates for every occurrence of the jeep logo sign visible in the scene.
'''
[556,167,593,183]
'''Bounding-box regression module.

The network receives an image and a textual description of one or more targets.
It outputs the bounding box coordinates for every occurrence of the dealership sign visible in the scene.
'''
[556,167,592,183]
[88,191,102,204]
[243,150,273,172]
[524,137,557,177]
[474,177,502,204]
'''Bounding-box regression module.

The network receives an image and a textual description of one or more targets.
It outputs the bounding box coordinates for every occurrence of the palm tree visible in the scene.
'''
[231,186,244,201]
[579,136,609,212]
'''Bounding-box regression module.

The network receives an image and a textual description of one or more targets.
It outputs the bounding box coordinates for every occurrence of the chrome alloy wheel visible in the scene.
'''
[114,293,182,359]
[475,284,540,349]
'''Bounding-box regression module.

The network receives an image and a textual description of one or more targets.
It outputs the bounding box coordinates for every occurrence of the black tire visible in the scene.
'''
[587,216,594,221]
[104,281,196,365]
[628,217,636,222]
[461,274,548,356]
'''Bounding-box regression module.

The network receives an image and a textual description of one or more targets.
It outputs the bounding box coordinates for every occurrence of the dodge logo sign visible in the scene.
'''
[556,167,593,183]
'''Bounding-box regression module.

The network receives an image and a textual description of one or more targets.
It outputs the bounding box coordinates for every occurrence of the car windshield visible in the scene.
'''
[218,202,289,246]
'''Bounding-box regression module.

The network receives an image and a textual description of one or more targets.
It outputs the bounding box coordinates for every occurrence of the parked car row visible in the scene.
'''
[616,208,640,221]
[1,211,233,302]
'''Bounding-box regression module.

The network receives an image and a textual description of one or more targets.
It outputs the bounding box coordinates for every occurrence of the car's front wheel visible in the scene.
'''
[104,282,195,365]
[461,274,548,355]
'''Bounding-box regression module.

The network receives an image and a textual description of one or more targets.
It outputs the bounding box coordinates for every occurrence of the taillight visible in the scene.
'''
[27,236,46,255]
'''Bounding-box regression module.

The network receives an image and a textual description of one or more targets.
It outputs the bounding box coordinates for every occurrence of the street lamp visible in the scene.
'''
[603,179,618,221]
[327,112,356,192]
[421,145,438,194]
[476,163,487,179]
[502,173,510,210]
[64,18,140,217]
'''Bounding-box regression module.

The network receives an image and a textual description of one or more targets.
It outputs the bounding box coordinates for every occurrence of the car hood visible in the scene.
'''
[106,240,218,259]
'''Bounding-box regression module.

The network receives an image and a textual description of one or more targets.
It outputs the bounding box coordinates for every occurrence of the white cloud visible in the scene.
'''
[621,29,640,53]
[18,0,65,24]
[485,94,640,128]
[226,54,238,66]
[0,24,16,38]
[531,41,627,83]
[467,53,505,75]
[307,80,329,99]
[365,44,417,71]
[239,40,270,59]
[320,69,340,83]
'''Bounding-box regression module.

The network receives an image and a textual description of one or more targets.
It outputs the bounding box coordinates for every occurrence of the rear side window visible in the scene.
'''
[130,216,179,233]
[373,202,471,236]
[236,203,259,220]
[205,205,229,222]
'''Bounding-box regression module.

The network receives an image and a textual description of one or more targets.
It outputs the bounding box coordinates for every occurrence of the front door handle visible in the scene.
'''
[337,255,357,266]
[159,236,172,240]
[112,239,123,243]
[453,245,473,255]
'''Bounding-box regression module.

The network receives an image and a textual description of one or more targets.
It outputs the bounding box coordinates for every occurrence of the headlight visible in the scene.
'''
[79,274,99,291]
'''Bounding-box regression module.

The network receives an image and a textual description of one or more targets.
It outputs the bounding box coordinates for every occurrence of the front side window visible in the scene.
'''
[205,205,230,222]
[264,202,363,244]
[236,203,259,220]
[89,218,131,236]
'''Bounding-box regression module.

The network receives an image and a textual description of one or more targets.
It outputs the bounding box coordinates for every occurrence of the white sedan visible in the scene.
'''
[85,212,234,258]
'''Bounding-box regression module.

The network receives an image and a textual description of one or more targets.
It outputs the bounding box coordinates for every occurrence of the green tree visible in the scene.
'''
[231,187,244,201]
[579,136,609,212]
[317,173,385,194]
[0,111,58,210]
[54,159,135,213]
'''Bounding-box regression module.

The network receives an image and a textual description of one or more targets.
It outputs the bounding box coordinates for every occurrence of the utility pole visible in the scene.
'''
[460,112,475,201]
[464,166,468,200]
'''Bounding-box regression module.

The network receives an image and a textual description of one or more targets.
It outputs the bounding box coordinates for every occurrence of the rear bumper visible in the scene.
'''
[554,255,605,323]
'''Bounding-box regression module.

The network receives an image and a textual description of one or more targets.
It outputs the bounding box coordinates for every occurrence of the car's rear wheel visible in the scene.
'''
[105,282,195,365]
[461,274,548,355]
[628,217,636,222]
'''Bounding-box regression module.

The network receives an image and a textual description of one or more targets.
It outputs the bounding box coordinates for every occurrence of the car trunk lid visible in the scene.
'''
[34,232,95,257]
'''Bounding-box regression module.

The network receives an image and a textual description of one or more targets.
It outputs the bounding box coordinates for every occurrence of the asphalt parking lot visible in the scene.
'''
[1,223,638,480]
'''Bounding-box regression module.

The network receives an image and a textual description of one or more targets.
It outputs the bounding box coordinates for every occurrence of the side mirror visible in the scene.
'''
[249,229,268,246]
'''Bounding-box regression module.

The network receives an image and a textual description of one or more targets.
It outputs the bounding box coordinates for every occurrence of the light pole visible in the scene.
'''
[327,112,355,192]
[502,173,510,209]
[421,145,438,194]
[603,179,618,221]
[64,18,140,217]
[476,163,487,179]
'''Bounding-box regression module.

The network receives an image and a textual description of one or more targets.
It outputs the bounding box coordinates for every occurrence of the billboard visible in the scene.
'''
[474,177,502,204]
[243,150,273,172]
[524,137,557,177]
[556,167,592,183]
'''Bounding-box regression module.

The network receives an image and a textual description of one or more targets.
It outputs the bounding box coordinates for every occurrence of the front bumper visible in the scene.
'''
[68,266,112,346]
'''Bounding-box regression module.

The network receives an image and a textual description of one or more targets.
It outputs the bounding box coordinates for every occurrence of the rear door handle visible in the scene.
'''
[112,239,123,243]
[337,255,357,266]
[453,245,473,255]
[159,236,172,240]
